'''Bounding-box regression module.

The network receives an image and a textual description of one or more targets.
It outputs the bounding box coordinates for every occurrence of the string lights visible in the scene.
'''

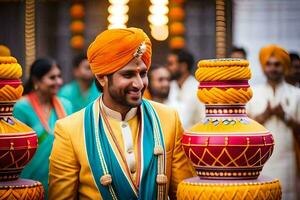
[69,3,85,50]
[169,0,186,49]
[148,0,169,41]
[108,0,129,29]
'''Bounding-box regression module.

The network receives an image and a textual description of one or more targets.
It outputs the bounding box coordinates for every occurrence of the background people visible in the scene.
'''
[147,64,171,103]
[286,52,300,87]
[247,44,300,200]
[13,58,72,197]
[166,49,205,129]
[230,46,247,59]
[59,53,100,112]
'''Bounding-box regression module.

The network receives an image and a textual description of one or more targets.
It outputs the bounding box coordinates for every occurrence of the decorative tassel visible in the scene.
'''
[100,174,112,186]
[154,146,164,155]
[156,174,167,184]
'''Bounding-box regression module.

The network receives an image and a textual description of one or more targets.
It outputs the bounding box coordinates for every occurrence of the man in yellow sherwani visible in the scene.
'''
[48,28,195,200]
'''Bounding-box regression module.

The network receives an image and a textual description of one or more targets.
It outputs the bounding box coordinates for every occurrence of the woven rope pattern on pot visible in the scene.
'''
[0,181,44,200]
[0,58,22,79]
[0,85,23,102]
[197,87,253,104]
[0,46,23,102]
[195,67,251,82]
[177,179,281,200]
[196,59,252,104]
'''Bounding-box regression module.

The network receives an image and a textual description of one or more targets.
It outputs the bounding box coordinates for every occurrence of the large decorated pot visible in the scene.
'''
[182,59,274,180]
[0,45,42,200]
[0,49,38,181]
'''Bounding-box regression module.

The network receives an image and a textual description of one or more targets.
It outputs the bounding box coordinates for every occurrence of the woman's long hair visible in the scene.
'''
[23,58,58,95]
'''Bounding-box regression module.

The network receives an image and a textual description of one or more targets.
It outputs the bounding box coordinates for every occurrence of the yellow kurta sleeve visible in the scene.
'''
[169,110,196,199]
[48,120,80,200]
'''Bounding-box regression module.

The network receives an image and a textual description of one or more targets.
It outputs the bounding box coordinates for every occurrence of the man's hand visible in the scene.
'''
[273,104,300,132]
[273,104,285,122]
[255,101,273,124]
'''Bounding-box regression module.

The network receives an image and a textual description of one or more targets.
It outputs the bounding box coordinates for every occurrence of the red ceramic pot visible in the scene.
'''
[183,104,274,180]
[183,129,274,179]
[0,99,38,181]
[0,130,38,181]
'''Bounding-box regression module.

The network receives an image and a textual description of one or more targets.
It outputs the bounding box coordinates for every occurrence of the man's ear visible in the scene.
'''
[95,75,108,87]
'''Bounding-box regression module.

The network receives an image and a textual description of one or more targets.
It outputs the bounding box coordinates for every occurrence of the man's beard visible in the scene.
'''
[293,72,300,81]
[170,71,181,80]
[108,84,145,109]
[150,88,169,100]
[79,77,94,83]
[266,71,284,82]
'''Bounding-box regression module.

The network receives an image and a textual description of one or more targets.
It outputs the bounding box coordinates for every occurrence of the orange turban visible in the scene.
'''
[87,27,152,76]
[259,44,291,73]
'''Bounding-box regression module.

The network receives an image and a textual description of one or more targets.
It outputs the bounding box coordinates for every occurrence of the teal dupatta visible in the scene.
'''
[83,99,166,200]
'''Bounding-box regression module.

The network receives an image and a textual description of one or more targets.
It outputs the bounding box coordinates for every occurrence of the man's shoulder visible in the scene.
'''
[56,108,84,130]
[285,82,300,91]
[285,82,300,99]
[149,100,176,113]
[148,100,179,123]
[186,75,198,86]
[181,75,199,97]
[169,80,179,91]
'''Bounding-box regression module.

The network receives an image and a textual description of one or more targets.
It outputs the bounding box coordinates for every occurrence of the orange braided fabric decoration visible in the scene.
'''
[195,66,251,81]
[195,59,252,104]
[0,57,22,79]
[177,179,281,200]
[197,87,253,104]
[0,46,23,101]
[0,57,17,63]
[0,85,24,102]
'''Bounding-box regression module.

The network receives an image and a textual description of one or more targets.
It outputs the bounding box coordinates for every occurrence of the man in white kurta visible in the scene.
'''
[167,76,204,130]
[247,44,300,200]
[166,49,205,129]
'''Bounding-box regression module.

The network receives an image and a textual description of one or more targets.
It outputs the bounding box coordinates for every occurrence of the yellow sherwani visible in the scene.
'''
[48,100,195,199]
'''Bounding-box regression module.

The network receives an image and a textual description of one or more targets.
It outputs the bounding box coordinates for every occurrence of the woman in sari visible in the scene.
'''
[13,58,72,198]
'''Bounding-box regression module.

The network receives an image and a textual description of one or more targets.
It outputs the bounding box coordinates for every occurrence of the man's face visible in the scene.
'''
[264,56,285,82]
[74,59,94,82]
[290,59,300,79]
[166,54,181,80]
[103,58,148,108]
[230,51,245,59]
[149,67,171,99]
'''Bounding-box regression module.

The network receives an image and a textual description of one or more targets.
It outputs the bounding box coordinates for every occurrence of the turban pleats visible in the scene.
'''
[259,44,291,73]
[87,28,152,76]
